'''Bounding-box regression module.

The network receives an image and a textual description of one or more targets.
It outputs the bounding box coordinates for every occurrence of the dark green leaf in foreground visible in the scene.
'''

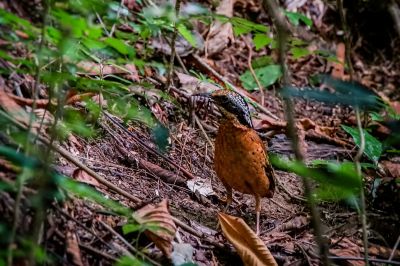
[151,123,170,153]
[281,76,385,111]
[342,125,382,164]
[56,175,131,216]
[271,155,361,201]
[0,145,131,216]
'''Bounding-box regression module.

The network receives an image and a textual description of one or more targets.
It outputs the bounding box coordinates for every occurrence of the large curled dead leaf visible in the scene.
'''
[205,0,234,57]
[135,199,176,257]
[218,213,278,266]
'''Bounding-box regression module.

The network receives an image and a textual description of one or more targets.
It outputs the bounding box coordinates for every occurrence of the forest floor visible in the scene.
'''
[1,0,400,265]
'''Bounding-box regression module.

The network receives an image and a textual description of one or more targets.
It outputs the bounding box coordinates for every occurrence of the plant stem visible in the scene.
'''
[354,107,369,265]
[337,0,354,79]
[337,1,369,263]
[166,0,182,90]
[7,2,49,266]
[262,0,330,264]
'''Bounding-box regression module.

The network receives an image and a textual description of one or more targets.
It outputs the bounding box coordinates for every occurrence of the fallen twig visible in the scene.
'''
[0,109,142,204]
[101,122,187,186]
[98,220,161,266]
[328,255,400,265]
[103,111,196,180]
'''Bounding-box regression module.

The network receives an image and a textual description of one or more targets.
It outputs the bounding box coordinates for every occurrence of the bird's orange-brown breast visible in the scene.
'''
[214,117,275,198]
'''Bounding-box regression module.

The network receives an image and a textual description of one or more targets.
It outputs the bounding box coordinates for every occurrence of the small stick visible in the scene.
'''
[328,256,400,265]
[103,111,196,180]
[166,0,182,89]
[98,220,161,266]
[389,234,400,261]
[194,115,214,150]
[244,38,265,106]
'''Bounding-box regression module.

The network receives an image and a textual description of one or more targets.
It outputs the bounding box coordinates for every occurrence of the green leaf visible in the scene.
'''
[219,16,268,36]
[251,55,274,69]
[122,223,142,234]
[116,256,150,266]
[57,175,132,216]
[0,9,39,37]
[281,77,385,111]
[232,24,252,36]
[177,23,197,47]
[369,111,384,122]
[108,97,156,127]
[252,33,272,50]
[0,146,40,169]
[342,125,382,163]
[290,47,310,59]
[151,123,170,153]
[271,155,361,201]
[104,37,135,56]
[240,64,282,91]
[284,11,312,27]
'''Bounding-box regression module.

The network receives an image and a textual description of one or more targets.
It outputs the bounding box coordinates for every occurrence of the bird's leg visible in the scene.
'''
[224,186,233,212]
[216,186,232,231]
[255,195,261,235]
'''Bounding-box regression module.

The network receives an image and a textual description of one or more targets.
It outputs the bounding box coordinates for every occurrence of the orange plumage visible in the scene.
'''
[211,90,276,234]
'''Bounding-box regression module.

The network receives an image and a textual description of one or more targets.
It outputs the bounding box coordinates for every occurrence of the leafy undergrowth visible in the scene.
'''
[0,0,400,265]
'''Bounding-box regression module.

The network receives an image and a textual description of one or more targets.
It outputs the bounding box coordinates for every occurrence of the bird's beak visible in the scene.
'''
[192,92,212,98]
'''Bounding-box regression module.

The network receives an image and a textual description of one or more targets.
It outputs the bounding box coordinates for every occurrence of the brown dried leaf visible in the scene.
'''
[205,0,234,57]
[330,238,364,266]
[331,43,345,80]
[368,242,400,259]
[296,122,308,157]
[76,62,139,81]
[262,232,295,254]
[278,215,308,232]
[66,92,95,105]
[0,90,30,125]
[176,72,220,95]
[72,169,100,187]
[7,93,50,108]
[390,101,400,115]
[65,230,84,266]
[32,108,54,132]
[15,30,29,39]
[381,160,400,177]
[218,213,278,266]
[135,199,176,257]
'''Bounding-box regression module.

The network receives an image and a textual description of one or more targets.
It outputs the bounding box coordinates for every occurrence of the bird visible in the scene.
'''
[197,89,276,235]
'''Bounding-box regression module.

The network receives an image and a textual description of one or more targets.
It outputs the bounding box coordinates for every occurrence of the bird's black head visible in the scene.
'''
[210,90,253,128]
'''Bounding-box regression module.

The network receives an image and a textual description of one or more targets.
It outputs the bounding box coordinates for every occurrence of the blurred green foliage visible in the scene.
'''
[271,155,361,201]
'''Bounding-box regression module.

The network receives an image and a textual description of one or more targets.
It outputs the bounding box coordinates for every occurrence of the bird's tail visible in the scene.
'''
[264,161,276,198]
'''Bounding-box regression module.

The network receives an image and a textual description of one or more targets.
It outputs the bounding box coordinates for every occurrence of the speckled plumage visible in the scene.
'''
[211,89,276,234]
